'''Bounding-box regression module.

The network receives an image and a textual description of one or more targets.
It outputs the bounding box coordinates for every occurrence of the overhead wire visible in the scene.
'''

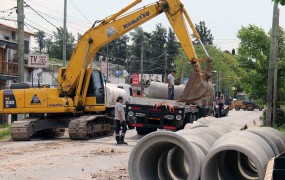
[24,1,59,29]
[25,0,91,24]
[69,0,92,24]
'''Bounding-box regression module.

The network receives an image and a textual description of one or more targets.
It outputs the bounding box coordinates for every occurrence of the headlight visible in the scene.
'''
[176,115,182,121]
[128,106,132,110]
[179,110,182,114]
[128,111,134,116]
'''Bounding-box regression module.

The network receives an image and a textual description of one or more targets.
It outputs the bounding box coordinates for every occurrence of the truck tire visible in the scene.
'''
[128,125,135,129]
[136,127,156,135]
[136,127,148,135]
[246,104,254,111]
[235,106,241,111]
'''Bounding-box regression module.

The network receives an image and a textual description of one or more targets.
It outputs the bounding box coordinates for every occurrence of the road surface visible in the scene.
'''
[0,110,263,180]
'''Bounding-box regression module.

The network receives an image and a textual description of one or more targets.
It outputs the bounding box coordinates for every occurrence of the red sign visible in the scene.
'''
[132,74,139,85]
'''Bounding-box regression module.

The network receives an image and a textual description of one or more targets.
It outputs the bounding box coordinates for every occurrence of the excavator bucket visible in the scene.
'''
[178,71,214,104]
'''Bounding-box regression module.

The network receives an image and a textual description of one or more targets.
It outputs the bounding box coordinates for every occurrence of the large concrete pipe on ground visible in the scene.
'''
[129,126,233,180]
[128,131,205,180]
[147,81,185,100]
[246,127,285,155]
[201,131,276,180]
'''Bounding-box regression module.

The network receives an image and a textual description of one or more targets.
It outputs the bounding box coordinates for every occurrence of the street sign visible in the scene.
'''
[132,74,139,85]
[28,54,49,68]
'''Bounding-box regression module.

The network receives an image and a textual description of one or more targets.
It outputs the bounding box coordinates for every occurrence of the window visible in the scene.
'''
[11,32,16,40]
[24,40,29,54]
[4,36,9,40]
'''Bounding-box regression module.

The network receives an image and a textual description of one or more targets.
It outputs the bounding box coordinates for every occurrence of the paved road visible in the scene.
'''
[0,110,262,180]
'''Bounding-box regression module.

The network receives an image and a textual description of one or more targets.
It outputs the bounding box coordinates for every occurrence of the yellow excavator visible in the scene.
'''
[0,0,213,140]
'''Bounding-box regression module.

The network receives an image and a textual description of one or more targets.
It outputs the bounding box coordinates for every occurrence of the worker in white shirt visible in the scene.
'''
[167,70,176,100]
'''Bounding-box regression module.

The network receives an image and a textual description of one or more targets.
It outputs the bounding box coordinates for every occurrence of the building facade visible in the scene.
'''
[0,23,35,88]
[0,23,35,124]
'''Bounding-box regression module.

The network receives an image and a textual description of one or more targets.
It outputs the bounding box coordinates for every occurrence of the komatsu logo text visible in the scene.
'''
[123,11,150,29]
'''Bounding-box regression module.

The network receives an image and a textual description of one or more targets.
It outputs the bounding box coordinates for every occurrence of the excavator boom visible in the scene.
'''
[61,0,213,104]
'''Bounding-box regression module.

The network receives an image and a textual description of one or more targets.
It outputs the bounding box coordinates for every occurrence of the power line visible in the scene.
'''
[25,0,91,24]
[24,11,87,34]
[0,6,17,13]
[24,1,58,29]
[69,0,92,23]
[25,17,53,34]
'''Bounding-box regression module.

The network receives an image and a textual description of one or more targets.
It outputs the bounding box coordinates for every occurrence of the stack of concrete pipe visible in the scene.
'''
[128,120,285,180]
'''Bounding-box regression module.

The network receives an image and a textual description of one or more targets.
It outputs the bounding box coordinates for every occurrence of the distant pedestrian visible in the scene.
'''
[215,94,224,117]
[114,96,128,145]
[198,99,210,118]
[167,70,176,100]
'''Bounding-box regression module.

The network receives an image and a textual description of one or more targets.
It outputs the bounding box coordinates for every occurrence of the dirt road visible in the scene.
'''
[0,110,262,180]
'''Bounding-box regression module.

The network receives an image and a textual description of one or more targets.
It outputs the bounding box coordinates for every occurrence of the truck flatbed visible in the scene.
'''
[126,97,200,135]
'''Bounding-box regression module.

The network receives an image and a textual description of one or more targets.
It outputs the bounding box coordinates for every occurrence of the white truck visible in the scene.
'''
[105,83,135,129]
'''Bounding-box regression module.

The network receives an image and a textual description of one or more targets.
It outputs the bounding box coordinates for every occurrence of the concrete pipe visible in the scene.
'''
[178,126,231,143]
[246,127,285,156]
[147,81,185,100]
[166,147,190,179]
[184,121,209,129]
[201,131,275,180]
[128,131,205,180]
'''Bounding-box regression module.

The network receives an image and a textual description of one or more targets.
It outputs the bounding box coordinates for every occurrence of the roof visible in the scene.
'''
[0,23,36,36]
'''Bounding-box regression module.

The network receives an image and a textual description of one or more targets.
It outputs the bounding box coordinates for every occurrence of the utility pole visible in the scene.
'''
[180,54,184,84]
[218,70,221,92]
[62,0,67,67]
[266,3,279,126]
[140,44,144,96]
[273,5,280,125]
[17,0,24,83]
[164,48,167,83]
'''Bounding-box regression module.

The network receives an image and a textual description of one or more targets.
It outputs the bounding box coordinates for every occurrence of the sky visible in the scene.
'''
[0,0,284,51]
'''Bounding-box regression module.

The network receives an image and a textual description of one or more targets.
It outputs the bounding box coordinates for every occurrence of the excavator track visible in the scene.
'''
[68,115,114,140]
[11,118,41,141]
[11,117,69,141]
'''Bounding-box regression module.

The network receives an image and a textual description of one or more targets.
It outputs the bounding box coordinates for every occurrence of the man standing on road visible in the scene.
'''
[167,70,176,100]
[115,96,128,145]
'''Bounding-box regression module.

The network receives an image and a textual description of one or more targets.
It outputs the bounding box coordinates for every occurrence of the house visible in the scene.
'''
[0,23,35,124]
[0,23,35,89]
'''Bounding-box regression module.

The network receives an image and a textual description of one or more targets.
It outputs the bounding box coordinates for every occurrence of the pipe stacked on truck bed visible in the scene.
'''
[128,118,285,180]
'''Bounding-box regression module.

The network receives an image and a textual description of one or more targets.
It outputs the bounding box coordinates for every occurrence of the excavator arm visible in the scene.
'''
[61,0,213,104]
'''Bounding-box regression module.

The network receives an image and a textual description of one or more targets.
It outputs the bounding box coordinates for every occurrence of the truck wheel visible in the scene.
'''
[128,125,135,129]
[136,130,145,135]
[136,127,146,135]
[235,107,241,111]
[184,113,194,125]
[147,128,157,134]
[247,104,254,111]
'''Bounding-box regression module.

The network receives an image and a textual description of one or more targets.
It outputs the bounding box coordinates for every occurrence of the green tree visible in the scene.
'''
[35,30,45,53]
[166,28,180,72]
[174,45,242,95]
[129,27,150,73]
[98,35,130,66]
[44,38,52,55]
[237,25,285,106]
[272,0,285,5]
[194,21,214,45]
[147,23,167,74]
[49,27,75,61]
